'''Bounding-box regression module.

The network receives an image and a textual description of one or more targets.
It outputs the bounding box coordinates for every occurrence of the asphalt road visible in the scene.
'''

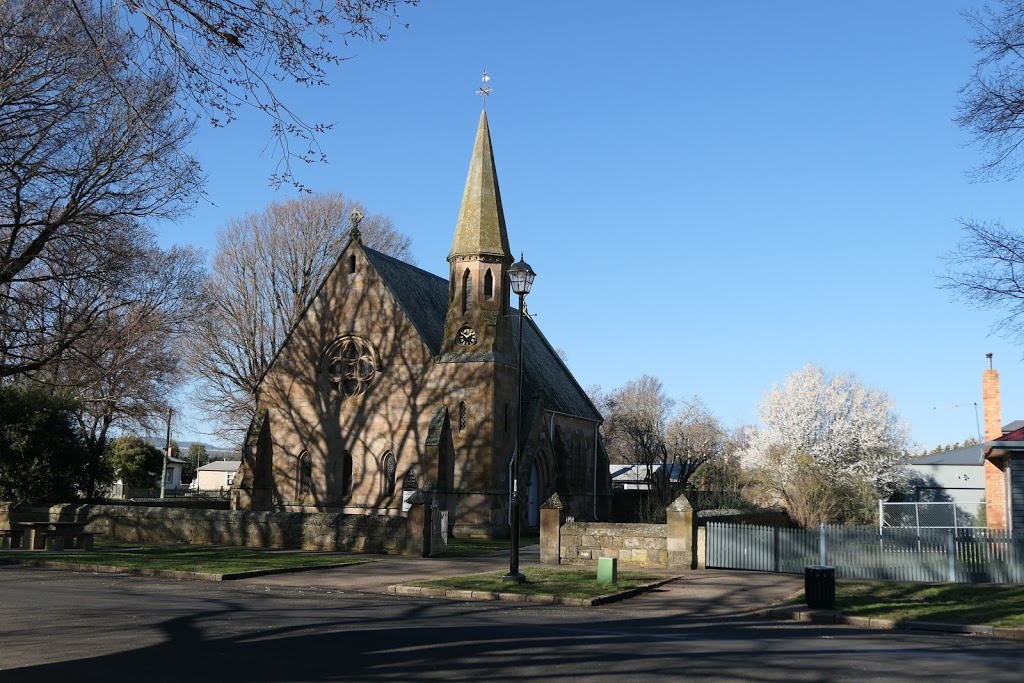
[2,565,1024,682]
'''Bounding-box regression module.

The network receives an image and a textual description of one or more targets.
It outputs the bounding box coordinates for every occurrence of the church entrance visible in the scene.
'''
[527,463,539,528]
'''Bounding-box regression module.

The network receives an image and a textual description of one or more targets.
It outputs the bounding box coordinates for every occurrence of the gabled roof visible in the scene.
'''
[198,460,242,472]
[365,246,601,422]
[910,445,984,466]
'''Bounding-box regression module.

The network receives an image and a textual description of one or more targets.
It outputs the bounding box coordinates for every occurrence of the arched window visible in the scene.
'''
[342,451,353,496]
[459,401,467,432]
[297,452,312,497]
[346,253,356,274]
[462,269,473,313]
[381,451,397,497]
[484,269,494,300]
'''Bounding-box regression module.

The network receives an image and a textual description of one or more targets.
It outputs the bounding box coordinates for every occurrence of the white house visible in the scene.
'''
[111,455,187,498]
[194,461,242,492]
[609,464,683,491]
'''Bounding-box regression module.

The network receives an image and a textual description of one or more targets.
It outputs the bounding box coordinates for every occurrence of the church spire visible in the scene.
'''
[441,106,515,359]
[448,110,512,262]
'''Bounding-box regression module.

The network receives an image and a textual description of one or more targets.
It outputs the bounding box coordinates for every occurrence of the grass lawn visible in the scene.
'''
[407,567,668,599]
[439,534,539,558]
[0,543,370,575]
[794,581,1024,628]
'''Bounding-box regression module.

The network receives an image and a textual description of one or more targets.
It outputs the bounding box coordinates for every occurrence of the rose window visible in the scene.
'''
[323,336,377,397]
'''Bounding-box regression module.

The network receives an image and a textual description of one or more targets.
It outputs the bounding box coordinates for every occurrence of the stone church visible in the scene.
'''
[233,110,611,537]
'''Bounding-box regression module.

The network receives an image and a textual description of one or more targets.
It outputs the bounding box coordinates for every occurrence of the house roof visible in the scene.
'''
[983,423,1024,459]
[910,445,984,466]
[364,246,602,422]
[609,463,682,483]
[1003,419,1024,433]
[198,460,242,472]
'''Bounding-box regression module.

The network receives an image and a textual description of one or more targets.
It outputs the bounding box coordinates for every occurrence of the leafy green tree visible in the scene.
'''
[104,436,163,488]
[0,384,91,502]
[183,444,210,484]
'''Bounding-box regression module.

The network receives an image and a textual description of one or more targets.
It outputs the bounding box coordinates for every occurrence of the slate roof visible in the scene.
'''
[364,246,602,423]
[910,445,984,466]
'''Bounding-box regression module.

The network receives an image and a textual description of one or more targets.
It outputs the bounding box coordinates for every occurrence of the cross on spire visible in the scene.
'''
[476,70,492,107]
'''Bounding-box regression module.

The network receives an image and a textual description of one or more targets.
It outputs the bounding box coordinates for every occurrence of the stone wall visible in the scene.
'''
[558,521,668,569]
[541,494,790,570]
[4,502,419,554]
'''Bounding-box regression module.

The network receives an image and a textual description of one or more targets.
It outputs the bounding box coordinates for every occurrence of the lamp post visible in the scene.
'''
[504,255,536,584]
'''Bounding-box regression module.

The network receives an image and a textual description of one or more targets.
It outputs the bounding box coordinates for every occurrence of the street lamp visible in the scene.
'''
[504,254,536,584]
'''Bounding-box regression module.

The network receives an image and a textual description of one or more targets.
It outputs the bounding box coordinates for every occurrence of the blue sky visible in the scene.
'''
[159,1,1024,449]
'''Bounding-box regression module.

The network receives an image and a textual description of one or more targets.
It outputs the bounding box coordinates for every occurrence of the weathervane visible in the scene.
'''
[476,70,492,107]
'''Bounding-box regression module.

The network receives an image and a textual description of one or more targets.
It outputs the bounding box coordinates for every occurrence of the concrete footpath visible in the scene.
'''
[235,547,1024,639]
[235,545,806,617]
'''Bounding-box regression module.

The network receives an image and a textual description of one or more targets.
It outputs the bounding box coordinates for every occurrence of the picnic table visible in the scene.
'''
[8,521,97,551]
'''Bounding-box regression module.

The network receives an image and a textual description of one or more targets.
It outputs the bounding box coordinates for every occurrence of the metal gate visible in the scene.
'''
[430,501,448,556]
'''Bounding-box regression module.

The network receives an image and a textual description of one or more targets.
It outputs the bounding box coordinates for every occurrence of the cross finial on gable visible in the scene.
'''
[350,207,364,243]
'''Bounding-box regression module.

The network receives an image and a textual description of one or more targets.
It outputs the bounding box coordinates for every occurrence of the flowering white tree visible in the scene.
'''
[743,365,911,524]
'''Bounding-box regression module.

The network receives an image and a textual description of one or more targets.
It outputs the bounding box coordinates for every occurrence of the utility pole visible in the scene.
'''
[161,408,172,499]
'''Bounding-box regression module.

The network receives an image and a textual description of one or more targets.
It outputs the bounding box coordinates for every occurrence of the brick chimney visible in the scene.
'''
[983,352,1008,530]
[983,352,1002,441]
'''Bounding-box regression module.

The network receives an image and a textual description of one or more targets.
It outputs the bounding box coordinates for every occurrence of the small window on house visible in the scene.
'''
[226,472,236,486]
[382,451,397,497]
[459,401,467,432]
[484,269,494,300]
[346,254,357,274]
[462,269,473,313]
[298,452,313,497]
[342,451,353,496]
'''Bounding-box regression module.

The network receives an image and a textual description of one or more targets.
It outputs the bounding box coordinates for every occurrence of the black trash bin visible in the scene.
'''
[804,565,835,609]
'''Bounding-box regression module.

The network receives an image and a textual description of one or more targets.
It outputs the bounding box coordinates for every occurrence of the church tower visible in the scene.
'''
[441,110,515,359]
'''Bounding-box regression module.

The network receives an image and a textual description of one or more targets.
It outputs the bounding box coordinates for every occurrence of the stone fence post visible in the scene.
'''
[539,493,568,564]
[404,489,432,557]
[666,494,698,570]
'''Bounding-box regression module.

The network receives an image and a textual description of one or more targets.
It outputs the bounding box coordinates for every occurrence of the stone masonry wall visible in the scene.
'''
[558,521,668,569]
[5,503,415,554]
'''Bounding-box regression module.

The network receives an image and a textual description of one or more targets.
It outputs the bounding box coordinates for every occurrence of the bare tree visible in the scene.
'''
[0,0,201,377]
[600,375,727,515]
[188,192,412,438]
[959,1,1024,180]
[29,239,206,497]
[942,219,1024,344]
[68,0,415,187]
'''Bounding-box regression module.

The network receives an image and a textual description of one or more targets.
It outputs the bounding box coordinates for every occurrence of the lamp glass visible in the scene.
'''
[509,258,536,296]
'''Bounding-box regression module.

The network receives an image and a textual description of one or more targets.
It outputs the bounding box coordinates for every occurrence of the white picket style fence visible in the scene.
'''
[706,522,1024,584]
